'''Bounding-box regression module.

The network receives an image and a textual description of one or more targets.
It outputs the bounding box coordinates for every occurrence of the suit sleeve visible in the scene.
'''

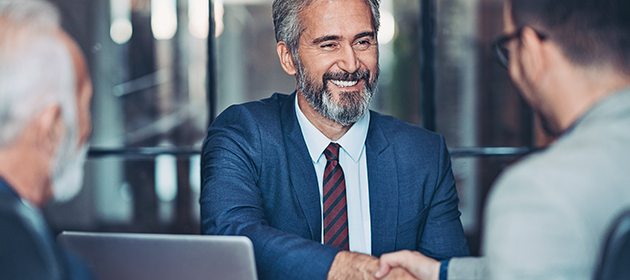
[417,135,470,259]
[483,165,591,280]
[199,105,341,280]
[447,257,487,280]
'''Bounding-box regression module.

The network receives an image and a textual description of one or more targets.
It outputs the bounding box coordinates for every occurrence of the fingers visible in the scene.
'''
[374,262,391,278]
[382,267,420,280]
[375,250,415,278]
[374,250,441,280]
[327,251,380,280]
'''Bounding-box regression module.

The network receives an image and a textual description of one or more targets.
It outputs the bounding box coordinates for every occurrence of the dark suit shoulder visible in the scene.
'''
[369,110,443,146]
[0,194,61,280]
[214,93,291,124]
[0,197,95,280]
[203,93,293,181]
[0,208,50,279]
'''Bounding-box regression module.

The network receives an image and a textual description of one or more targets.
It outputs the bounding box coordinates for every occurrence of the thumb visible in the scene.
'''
[374,261,391,278]
[374,251,411,278]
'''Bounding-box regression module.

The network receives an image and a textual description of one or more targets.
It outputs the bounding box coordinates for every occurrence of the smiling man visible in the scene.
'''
[200,0,470,279]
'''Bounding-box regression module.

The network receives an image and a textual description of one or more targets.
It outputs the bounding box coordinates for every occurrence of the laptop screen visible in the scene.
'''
[57,231,258,280]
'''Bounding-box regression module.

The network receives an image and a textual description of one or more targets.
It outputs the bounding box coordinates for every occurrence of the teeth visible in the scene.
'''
[331,80,358,88]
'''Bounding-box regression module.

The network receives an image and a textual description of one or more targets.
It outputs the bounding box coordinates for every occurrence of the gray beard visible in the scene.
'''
[51,128,87,203]
[296,62,378,126]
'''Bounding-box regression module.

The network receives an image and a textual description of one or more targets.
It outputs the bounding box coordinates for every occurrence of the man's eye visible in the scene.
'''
[320,43,337,49]
[354,39,373,50]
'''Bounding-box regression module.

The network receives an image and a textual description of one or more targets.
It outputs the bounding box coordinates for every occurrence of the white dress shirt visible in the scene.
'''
[295,95,372,254]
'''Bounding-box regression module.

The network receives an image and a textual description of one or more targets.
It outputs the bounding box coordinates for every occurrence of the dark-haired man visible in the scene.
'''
[200,0,470,279]
[376,0,630,279]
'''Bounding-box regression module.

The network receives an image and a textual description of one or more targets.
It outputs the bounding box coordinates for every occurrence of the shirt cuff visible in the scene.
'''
[439,259,450,280]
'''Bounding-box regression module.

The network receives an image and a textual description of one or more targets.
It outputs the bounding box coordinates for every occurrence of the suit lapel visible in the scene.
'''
[366,112,399,256]
[280,92,322,241]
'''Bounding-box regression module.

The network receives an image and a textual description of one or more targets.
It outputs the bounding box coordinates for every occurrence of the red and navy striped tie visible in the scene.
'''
[323,143,349,250]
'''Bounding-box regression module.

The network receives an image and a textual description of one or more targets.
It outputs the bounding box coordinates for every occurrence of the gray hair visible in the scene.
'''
[0,0,77,147]
[272,0,381,61]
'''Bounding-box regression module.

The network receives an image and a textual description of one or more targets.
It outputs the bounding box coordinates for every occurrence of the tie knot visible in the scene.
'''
[324,142,341,161]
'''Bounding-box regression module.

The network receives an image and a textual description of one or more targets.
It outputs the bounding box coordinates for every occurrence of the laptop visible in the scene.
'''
[57,231,258,280]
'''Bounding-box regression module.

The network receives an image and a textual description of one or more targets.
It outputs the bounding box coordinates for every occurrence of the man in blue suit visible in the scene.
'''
[200,0,470,279]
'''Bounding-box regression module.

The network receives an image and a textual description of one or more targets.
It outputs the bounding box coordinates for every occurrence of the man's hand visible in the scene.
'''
[374,250,441,280]
[327,251,419,280]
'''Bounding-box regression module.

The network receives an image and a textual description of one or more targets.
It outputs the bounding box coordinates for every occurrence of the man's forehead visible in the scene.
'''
[298,0,373,36]
[304,0,370,14]
[301,0,342,13]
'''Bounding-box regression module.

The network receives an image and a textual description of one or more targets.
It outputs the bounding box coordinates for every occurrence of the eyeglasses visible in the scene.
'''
[491,27,547,68]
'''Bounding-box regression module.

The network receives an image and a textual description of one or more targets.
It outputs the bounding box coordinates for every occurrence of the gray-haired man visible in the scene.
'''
[0,0,94,279]
[200,0,470,279]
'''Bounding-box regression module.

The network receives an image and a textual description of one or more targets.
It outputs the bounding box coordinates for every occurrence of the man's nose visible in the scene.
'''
[337,44,360,73]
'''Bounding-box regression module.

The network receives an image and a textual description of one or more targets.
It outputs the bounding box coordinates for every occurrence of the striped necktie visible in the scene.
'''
[323,142,349,250]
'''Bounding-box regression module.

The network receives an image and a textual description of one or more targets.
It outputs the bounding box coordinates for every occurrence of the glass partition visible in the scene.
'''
[44,0,547,256]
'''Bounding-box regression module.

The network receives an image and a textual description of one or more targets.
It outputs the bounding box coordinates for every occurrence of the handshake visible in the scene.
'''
[328,250,442,280]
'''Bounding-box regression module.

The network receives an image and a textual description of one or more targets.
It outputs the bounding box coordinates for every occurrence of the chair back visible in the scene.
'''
[594,208,630,280]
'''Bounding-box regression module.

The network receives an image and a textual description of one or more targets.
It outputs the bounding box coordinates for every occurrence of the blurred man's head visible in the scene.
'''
[509,0,630,72]
[273,0,380,126]
[0,0,92,206]
[50,31,92,203]
[495,0,630,135]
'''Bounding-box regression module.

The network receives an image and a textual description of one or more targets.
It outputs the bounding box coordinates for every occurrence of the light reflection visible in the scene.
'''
[378,10,396,45]
[155,154,177,202]
[111,18,133,44]
[151,0,178,40]
[110,0,132,44]
[188,0,209,39]
[189,155,201,193]
[214,0,225,37]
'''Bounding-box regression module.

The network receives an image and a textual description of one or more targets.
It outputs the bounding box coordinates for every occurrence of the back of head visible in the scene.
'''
[510,0,630,73]
[0,0,77,148]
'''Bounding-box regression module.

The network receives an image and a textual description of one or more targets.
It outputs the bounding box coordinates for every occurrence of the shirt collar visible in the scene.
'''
[295,94,370,163]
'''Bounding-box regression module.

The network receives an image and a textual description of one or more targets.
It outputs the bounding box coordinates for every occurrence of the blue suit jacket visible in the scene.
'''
[0,178,94,280]
[200,93,469,280]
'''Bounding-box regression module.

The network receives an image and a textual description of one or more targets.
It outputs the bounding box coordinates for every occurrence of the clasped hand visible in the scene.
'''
[326,250,440,280]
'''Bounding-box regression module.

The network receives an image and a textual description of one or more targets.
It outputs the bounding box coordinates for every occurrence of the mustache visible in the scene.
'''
[323,69,370,82]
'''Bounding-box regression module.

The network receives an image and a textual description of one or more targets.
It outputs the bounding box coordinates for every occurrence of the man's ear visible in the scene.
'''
[519,27,548,82]
[277,41,297,75]
[34,105,64,158]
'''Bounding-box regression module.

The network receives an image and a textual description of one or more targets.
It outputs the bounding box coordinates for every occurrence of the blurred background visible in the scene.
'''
[44,0,550,256]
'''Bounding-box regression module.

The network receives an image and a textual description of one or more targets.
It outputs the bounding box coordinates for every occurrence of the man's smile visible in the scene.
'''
[330,79,360,88]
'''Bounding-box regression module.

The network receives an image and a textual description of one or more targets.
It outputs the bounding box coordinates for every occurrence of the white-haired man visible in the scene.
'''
[0,0,94,279]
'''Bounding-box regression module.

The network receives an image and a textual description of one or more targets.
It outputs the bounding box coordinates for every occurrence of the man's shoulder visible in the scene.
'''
[490,145,574,198]
[225,93,291,112]
[0,198,94,280]
[498,124,627,185]
[213,93,292,125]
[489,127,630,207]
[369,110,443,143]
[0,193,56,279]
